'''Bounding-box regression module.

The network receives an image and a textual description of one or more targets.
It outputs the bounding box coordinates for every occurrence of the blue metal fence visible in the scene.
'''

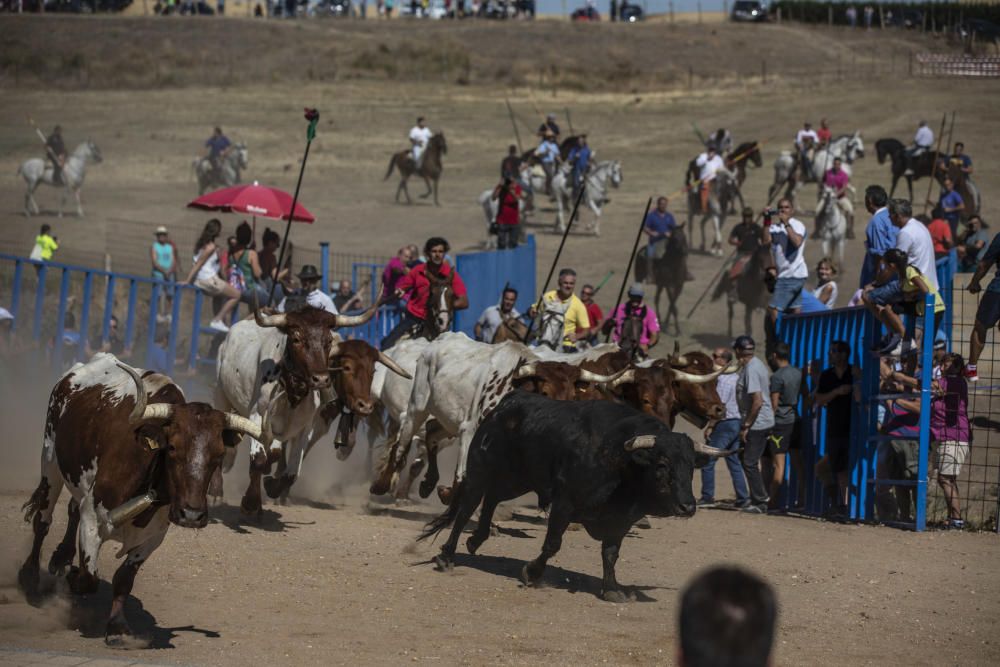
[455,235,536,337]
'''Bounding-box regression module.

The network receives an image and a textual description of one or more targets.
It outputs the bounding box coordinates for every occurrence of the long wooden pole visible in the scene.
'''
[922,113,948,216]
[605,197,653,343]
[505,98,523,154]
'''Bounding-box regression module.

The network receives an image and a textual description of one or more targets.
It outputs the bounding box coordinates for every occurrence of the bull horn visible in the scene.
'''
[333,299,379,328]
[624,434,656,451]
[376,350,413,380]
[609,368,636,389]
[669,341,689,367]
[720,358,741,375]
[252,291,286,328]
[577,367,627,384]
[670,366,726,385]
[118,363,175,426]
[515,362,539,379]
[224,413,263,443]
[693,440,733,459]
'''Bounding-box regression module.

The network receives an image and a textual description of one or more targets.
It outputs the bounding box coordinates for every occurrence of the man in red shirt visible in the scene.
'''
[380,237,469,350]
[816,117,832,148]
[580,283,603,345]
[492,177,524,250]
[920,214,953,259]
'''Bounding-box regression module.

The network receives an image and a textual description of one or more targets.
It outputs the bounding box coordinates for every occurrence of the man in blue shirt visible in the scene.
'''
[965,231,1000,382]
[941,141,973,176]
[642,196,692,281]
[534,131,560,195]
[860,184,897,288]
[566,134,591,200]
[933,176,965,237]
[204,126,231,177]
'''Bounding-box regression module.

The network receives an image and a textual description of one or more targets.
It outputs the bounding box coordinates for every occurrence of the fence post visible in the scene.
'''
[188,290,203,371]
[320,241,330,294]
[688,65,693,90]
[877,4,884,29]
[78,271,93,363]
[10,261,23,333]
[761,59,767,84]
[32,264,47,342]
[53,269,71,373]
[908,50,913,76]
[776,6,780,24]
[146,283,161,367]
[828,4,832,27]
[102,275,116,343]
[125,280,138,350]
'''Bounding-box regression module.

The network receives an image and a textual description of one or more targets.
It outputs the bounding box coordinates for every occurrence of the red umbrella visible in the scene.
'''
[187,181,315,223]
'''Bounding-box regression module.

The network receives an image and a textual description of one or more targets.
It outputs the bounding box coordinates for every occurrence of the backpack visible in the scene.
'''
[227,259,246,293]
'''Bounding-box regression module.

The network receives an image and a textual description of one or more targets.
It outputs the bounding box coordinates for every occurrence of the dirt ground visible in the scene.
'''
[1,15,1000,666]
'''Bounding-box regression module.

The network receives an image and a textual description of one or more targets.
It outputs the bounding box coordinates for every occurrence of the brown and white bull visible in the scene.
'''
[214,304,410,515]
[19,353,266,646]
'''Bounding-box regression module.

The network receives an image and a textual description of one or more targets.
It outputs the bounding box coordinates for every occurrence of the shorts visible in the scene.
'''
[975,290,1000,329]
[934,440,969,477]
[769,276,806,312]
[867,279,902,307]
[195,275,229,297]
[767,421,795,456]
[879,439,919,479]
[826,435,850,474]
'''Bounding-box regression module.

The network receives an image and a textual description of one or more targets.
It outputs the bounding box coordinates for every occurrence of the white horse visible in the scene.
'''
[771,148,856,211]
[687,168,737,256]
[552,160,622,235]
[18,141,103,218]
[815,185,847,269]
[192,142,248,194]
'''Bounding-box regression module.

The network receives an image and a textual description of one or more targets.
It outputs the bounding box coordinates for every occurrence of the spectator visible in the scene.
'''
[87,314,128,359]
[813,341,855,519]
[931,353,970,529]
[846,5,857,27]
[230,221,269,307]
[860,184,895,289]
[891,199,938,291]
[876,356,920,522]
[762,198,807,356]
[812,257,838,308]
[333,280,364,314]
[864,247,944,356]
[147,324,173,375]
[698,348,750,510]
[823,156,854,238]
[53,309,82,367]
[964,229,1000,381]
[863,4,873,28]
[491,176,524,250]
[931,176,965,237]
[406,244,422,266]
[956,215,989,272]
[580,283,603,343]
[383,246,414,305]
[606,284,659,359]
[474,286,520,343]
[150,226,179,324]
[30,224,59,273]
[529,268,590,352]
[258,227,291,298]
[733,335,774,515]
[278,265,337,315]
[678,566,777,667]
[766,342,801,511]
[181,218,240,333]
[920,213,953,260]
[500,144,521,181]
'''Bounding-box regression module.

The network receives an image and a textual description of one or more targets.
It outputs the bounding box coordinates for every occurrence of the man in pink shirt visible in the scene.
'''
[823,157,854,238]
[608,284,660,359]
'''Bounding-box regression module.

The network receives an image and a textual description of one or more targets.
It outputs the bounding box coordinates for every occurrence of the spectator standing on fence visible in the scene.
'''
[813,341,855,520]
[182,218,241,333]
[920,213,953,260]
[29,224,58,271]
[382,246,414,305]
[491,176,524,250]
[529,268,590,353]
[762,199,807,356]
[864,247,944,356]
[150,226,179,324]
[846,5,857,27]
[333,280,364,315]
[965,228,1000,382]
[931,353,971,529]
[474,286,520,343]
[860,185,895,288]
[766,342,801,511]
[733,335,774,515]
[699,348,751,510]
[892,199,939,291]
[957,215,989,272]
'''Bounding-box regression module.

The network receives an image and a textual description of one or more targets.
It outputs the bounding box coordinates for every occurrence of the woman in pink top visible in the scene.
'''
[931,353,970,529]
[609,284,660,359]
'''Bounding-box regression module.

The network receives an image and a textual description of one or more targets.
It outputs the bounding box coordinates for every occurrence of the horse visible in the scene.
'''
[727,140,763,192]
[384,132,447,206]
[825,132,865,164]
[770,148,854,212]
[18,141,103,218]
[634,232,687,336]
[937,160,981,220]
[685,159,734,256]
[814,185,847,270]
[551,160,622,236]
[192,142,248,195]
[491,314,531,344]
[712,244,771,338]
[477,186,526,249]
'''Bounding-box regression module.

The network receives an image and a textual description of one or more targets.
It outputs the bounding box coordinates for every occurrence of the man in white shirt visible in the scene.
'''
[891,198,938,291]
[905,120,935,175]
[762,198,808,354]
[695,143,725,212]
[474,287,520,343]
[278,265,338,315]
[409,117,433,168]
[795,122,819,180]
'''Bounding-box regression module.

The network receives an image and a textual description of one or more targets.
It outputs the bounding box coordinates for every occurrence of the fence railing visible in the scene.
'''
[915,54,1000,78]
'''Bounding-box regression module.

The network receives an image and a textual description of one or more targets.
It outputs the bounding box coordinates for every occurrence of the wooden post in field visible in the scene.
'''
[828,5,833,27]
[697,0,702,24]
[878,5,884,30]
[761,59,767,84]
[776,6,781,24]
[688,65,693,90]
[909,51,913,76]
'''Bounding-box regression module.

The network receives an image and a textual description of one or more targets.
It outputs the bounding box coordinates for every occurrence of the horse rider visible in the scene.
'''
[794,121,819,181]
[380,236,468,351]
[46,125,68,186]
[823,156,855,239]
[905,120,935,175]
[604,283,660,360]
[534,129,561,196]
[643,196,692,280]
[816,117,832,148]
[409,116,433,169]
[474,286,520,343]
[724,207,766,299]
[204,126,232,180]
[528,267,590,352]
[695,142,725,213]
[537,112,561,141]
[711,128,733,157]
[566,133,592,200]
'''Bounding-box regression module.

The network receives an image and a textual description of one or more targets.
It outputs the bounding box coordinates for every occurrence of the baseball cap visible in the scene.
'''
[733,335,756,351]
[627,283,644,298]
[0,307,13,321]
[155,226,168,235]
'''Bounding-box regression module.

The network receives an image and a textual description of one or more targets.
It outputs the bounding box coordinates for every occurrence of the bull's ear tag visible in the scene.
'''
[144,436,160,451]
[624,435,656,451]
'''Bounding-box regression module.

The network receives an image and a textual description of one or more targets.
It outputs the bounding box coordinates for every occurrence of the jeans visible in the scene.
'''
[498,225,519,249]
[741,428,771,506]
[700,418,749,502]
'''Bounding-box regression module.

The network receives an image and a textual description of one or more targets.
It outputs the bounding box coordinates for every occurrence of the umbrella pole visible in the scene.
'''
[270,110,320,305]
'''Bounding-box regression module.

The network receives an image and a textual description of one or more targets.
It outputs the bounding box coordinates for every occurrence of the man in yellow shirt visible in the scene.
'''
[530,268,591,351]
[32,224,59,261]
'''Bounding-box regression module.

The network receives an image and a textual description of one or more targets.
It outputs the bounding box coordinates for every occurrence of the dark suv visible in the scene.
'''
[731,0,767,22]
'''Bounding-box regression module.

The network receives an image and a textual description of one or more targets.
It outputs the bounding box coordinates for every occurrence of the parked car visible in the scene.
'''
[619,1,642,22]
[400,0,448,18]
[956,18,1000,45]
[571,5,599,21]
[731,0,766,22]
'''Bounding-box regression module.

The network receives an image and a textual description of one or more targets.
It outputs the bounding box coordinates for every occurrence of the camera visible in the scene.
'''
[763,208,778,217]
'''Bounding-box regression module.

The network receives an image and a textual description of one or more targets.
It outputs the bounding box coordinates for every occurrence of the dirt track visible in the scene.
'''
[1,15,1000,666]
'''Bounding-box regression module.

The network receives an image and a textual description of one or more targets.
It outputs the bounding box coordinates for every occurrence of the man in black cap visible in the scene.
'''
[46,125,67,186]
[733,335,775,514]
[278,264,337,314]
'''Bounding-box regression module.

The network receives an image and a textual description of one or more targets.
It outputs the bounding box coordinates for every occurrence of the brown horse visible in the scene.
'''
[936,160,980,220]
[634,233,687,336]
[491,314,531,344]
[712,244,772,338]
[385,132,447,206]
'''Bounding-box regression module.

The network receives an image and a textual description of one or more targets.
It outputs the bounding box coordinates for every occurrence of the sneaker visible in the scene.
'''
[947,519,966,530]
[879,333,902,355]
[741,504,766,514]
[209,319,230,333]
[964,365,979,382]
[891,338,917,358]
[697,498,717,509]
[733,499,752,510]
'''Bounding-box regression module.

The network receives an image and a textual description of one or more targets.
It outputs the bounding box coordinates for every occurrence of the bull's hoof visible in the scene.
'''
[520,562,544,586]
[240,494,262,517]
[17,564,40,603]
[48,542,75,576]
[601,588,633,604]
[466,535,484,556]
[433,554,455,572]
[263,475,285,500]
[394,496,412,507]
[436,485,453,505]
[635,516,652,529]
[418,478,436,499]
[66,567,98,596]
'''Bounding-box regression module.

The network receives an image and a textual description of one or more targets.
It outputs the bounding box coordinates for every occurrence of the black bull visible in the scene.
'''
[420,391,725,602]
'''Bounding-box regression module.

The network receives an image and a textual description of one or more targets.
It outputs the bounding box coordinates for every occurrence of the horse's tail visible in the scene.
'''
[383,154,398,181]
[417,479,465,542]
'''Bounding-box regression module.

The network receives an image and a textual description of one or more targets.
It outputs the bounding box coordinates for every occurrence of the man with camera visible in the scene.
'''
[762,199,808,356]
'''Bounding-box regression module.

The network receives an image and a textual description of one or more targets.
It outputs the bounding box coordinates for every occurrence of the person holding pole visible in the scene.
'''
[46,125,68,186]
[529,268,590,352]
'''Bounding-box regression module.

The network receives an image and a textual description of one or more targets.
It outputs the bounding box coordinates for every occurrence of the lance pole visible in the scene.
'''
[605,197,653,343]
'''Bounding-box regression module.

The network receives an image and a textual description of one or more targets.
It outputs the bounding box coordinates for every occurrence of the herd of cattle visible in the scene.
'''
[17,301,736,646]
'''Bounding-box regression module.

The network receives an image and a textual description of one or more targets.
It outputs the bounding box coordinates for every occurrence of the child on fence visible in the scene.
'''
[863,248,945,356]
[930,353,970,530]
